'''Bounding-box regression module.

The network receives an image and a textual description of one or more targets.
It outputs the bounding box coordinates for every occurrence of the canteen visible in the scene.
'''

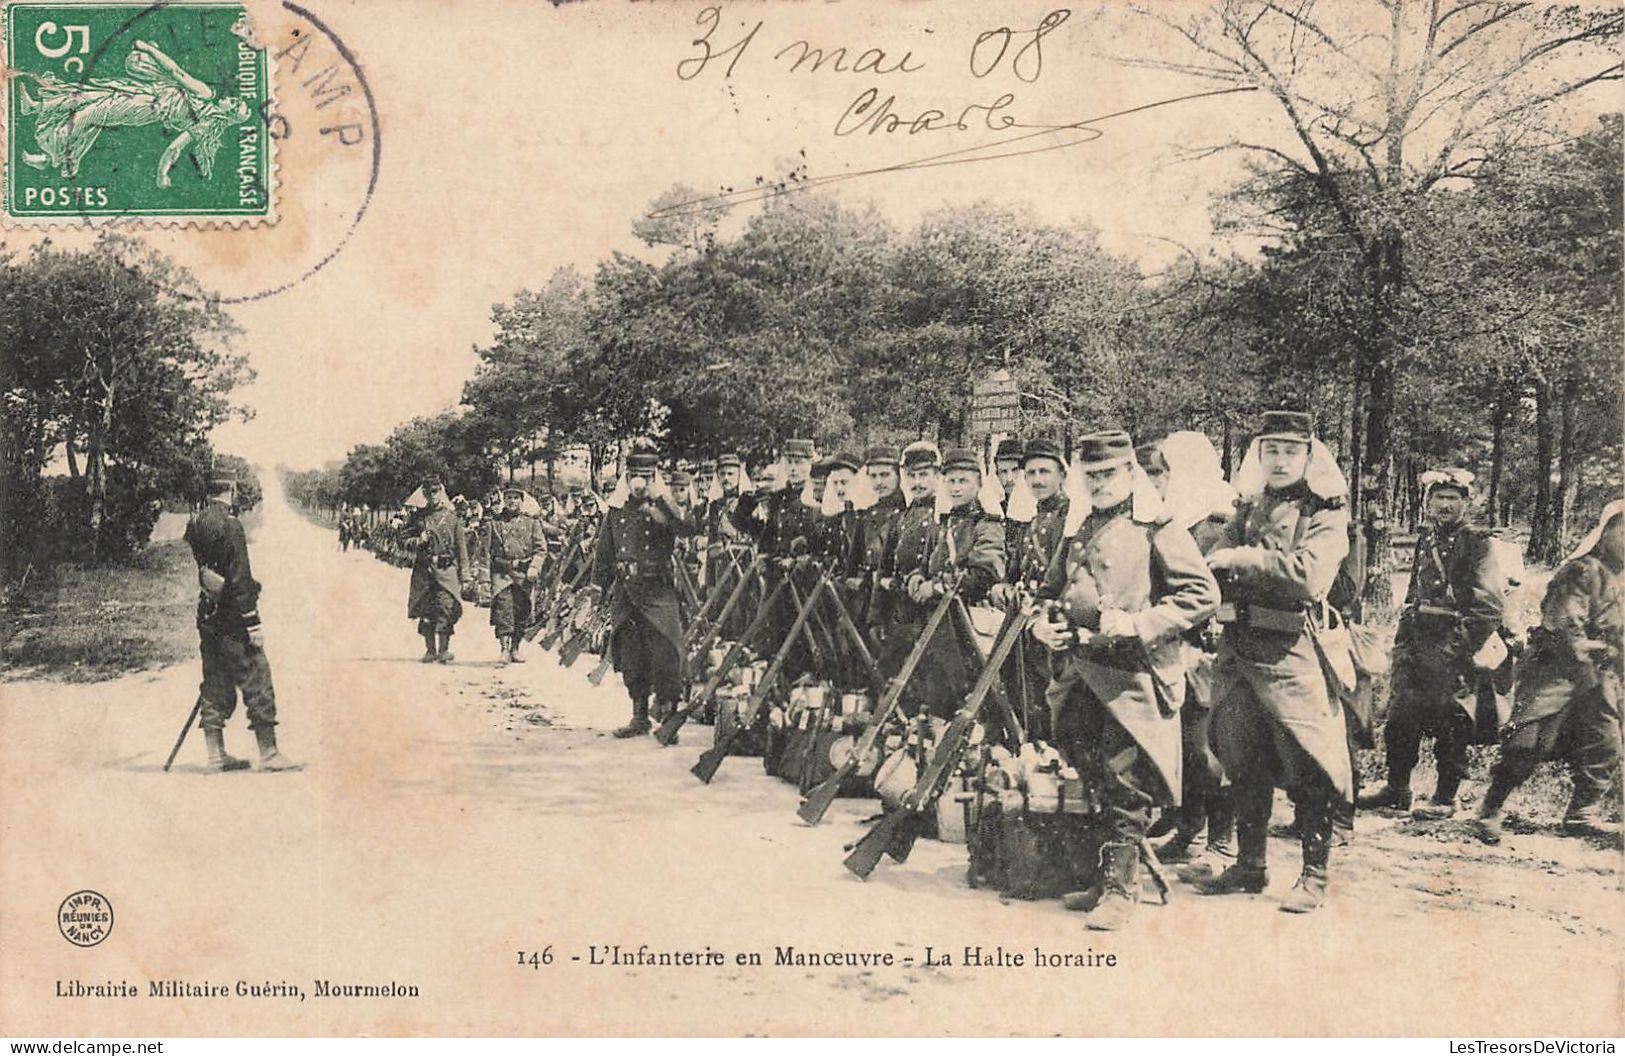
[873,750,917,809]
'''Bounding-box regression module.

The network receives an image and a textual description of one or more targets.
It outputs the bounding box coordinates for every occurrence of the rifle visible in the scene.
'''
[558,584,620,668]
[537,583,593,650]
[798,579,961,825]
[789,565,886,789]
[683,548,747,646]
[654,572,789,746]
[844,603,1030,879]
[164,698,203,772]
[525,524,595,643]
[685,556,762,668]
[692,576,831,784]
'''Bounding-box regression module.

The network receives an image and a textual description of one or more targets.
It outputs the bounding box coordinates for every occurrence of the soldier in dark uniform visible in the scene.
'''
[404,473,472,663]
[1476,502,1623,843]
[1360,469,1506,820]
[185,473,299,772]
[907,447,1006,719]
[874,441,943,703]
[993,436,1027,572]
[814,452,861,566]
[484,484,546,664]
[1200,411,1352,913]
[989,437,1071,740]
[846,445,905,635]
[593,449,694,738]
[732,438,821,670]
[1032,431,1219,930]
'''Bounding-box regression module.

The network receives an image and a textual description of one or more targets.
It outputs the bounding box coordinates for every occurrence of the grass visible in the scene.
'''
[1,540,199,682]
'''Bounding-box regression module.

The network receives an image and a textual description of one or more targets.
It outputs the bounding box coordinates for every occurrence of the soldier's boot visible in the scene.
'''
[420,631,438,663]
[507,636,525,664]
[1200,784,1269,895]
[1155,805,1202,864]
[1473,771,1517,845]
[1085,842,1140,932]
[1355,782,1412,814]
[1412,772,1463,821]
[253,726,303,772]
[435,630,455,664]
[1561,798,1620,838]
[1184,793,1237,880]
[203,728,251,772]
[613,696,651,739]
[1281,800,1332,913]
[1146,810,1178,840]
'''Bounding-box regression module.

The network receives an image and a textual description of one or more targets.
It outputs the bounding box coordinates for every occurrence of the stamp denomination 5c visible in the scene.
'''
[3,2,275,224]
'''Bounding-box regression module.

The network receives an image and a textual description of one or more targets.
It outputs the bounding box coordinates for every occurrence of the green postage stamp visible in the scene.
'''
[3,2,275,223]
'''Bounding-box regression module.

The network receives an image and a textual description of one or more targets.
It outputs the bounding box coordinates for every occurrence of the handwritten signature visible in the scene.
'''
[646,85,1259,221]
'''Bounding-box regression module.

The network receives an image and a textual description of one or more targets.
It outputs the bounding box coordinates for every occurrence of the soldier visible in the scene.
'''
[1200,411,1352,913]
[906,447,1006,719]
[1476,502,1623,843]
[815,452,861,567]
[994,436,1027,569]
[1360,469,1505,820]
[732,438,821,669]
[404,473,472,663]
[484,484,546,664]
[846,445,905,633]
[1032,431,1219,930]
[185,473,299,772]
[592,449,694,738]
[1138,434,1237,870]
[874,441,943,696]
[989,437,1071,740]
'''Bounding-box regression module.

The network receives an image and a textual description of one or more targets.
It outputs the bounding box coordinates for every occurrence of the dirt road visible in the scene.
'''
[3,479,1621,1036]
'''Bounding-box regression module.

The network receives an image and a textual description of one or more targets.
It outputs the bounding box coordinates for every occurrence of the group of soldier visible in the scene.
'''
[329,413,1620,930]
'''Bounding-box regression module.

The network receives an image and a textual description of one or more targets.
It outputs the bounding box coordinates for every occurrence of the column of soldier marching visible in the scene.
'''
[327,415,1622,929]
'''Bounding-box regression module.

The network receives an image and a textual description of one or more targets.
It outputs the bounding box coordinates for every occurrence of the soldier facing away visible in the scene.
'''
[185,473,299,772]
[1476,501,1623,843]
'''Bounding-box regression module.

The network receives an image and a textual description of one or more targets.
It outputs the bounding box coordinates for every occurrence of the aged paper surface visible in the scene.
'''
[2,0,1622,1038]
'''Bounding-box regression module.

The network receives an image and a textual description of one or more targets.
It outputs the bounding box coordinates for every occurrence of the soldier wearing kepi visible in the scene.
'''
[404,473,472,663]
[873,441,943,697]
[907,447,1006,719]
[732,438,820,668]
[989,437,1071,741]
[993,436,1027,569]
[1476,501,1623,843]
[846,444,905,632]
[1360,469,1505,820]
[593,448,694,738]
[1033,431,1219,930]
[185,472,299,772]
[485,483,546,664]
[1201,411,1352,913]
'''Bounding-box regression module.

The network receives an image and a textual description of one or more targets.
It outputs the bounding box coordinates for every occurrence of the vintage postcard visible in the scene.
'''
[1,0,1621,1041]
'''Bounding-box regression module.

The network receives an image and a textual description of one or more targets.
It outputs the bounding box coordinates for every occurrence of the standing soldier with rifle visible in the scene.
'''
[846,445,905,633]
[183,472,300,772]
[593,447,694,738]
[907,447,1006,719]
[1476,502,1622,843]
[1200,411,1352,913]
[1359,469,1506,820]
[874,441,943,702]
[485,483,546,664]
[990,437,1071,741]
[404,473,472,664]
[1031,430,1218,930]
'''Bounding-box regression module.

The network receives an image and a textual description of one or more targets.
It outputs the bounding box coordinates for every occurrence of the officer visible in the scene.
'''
[907,447,1006,719]
[1201,411,1352,913]
[185,473,299,772]
[405,473,473,662]
[1032,431,1218,930]
[1360,469,1505,819]
[1476,502,1623,843]
[484,483,546,664]
[990,437,1071,740]
[593,448,694,738]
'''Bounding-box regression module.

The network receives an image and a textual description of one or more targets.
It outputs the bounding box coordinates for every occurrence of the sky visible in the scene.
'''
[5,0,1612,471]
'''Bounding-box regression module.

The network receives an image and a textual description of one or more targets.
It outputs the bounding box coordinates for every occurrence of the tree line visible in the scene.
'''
[1,235,258,580]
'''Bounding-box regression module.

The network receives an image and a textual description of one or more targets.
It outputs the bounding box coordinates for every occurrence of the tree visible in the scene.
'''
[1122,0,1621,613]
